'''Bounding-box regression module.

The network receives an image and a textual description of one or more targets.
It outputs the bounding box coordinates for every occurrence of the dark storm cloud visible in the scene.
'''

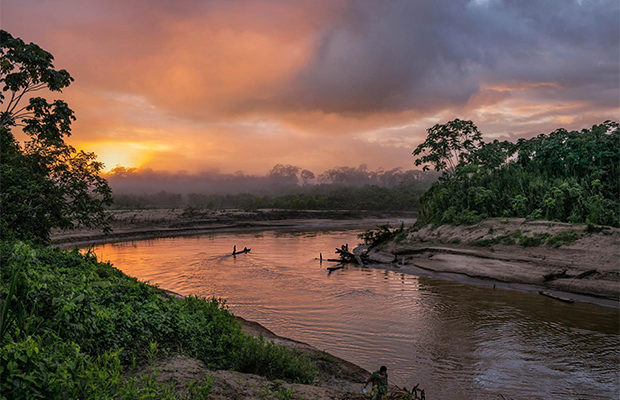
[267,0,619,114]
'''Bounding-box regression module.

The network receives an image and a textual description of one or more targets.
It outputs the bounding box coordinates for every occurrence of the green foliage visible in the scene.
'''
[518,232,550,247]
[469,229,582,248]
[545,231,580,248]
[0,241,317,399]
[258,382,295,400]
[0,30,112,243]
[0,334,204,400]
[412,118,484,176]
[415,120,620,227]
[359,223,405,249]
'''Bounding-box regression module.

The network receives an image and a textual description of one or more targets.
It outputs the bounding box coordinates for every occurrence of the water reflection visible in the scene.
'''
[86,230,619,400]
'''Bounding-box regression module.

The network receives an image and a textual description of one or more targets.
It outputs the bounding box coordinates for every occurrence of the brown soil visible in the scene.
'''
[144,353,362,400]
[364,218,620,303]
[145,353,413,400]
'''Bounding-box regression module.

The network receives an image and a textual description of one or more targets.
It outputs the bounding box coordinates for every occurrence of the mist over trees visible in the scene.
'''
[106,165,437,210]
[106,164,435,194]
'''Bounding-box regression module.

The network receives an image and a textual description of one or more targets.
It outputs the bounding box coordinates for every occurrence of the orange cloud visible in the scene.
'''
[2,0,618,175]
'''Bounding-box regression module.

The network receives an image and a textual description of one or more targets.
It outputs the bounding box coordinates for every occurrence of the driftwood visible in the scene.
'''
[538,291,574,304]
[543,269,569,282]
[335,244,355,262]
[574,269,598,279]
[331,243,372,267]
[543,268,598,282]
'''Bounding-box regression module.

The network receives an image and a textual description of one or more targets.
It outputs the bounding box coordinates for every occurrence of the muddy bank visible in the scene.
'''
[51,208,416,246]
[359,218,619,304]
[156,290,410,400]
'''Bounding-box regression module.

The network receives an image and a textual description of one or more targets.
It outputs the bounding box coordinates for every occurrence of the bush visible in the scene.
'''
[545,231,580,247]
[359,223,405,249]
[0,241,317,399]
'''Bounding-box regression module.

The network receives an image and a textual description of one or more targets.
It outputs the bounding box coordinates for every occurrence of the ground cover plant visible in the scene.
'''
[0,241,316,399]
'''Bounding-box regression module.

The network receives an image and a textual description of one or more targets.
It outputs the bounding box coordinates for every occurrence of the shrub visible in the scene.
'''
[0,241,317,399]
[545,231,580,247]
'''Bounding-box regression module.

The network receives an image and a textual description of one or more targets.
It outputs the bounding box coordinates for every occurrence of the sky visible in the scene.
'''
[2,0,619,174]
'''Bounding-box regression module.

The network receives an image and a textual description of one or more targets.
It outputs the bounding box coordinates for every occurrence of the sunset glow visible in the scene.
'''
[2,0,618,174]
[83,142,170,171]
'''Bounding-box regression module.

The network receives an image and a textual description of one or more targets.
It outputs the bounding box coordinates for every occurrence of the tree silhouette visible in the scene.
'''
[0,30,112,242]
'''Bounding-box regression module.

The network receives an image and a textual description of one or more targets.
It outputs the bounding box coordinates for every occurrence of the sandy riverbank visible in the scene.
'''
[51,208,416,246]
[360,218,619,304]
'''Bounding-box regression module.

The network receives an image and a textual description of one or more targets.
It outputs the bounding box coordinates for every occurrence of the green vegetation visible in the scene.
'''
[0,241,317,399]
[413,119,620,227]
[359,223,406,249]
[0,30,112,243]
[468,229,581,248]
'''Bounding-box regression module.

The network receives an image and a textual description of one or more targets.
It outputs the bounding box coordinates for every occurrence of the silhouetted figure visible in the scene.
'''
[364,366,388,399]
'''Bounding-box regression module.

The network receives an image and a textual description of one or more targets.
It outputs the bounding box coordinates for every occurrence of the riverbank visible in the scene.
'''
[51,208,416,246]
[360,218,619,304]
[158,289,381,399]
[3,240,409,400]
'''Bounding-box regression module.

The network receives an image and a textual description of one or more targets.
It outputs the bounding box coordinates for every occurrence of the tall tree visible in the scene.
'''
[0,30,112,242]
[412,119,483,177]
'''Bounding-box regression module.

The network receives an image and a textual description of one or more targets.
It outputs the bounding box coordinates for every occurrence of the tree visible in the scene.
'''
[412,119,483,177]
[268,164,300,186]
[0,30,112,242]
[300,169,315,185]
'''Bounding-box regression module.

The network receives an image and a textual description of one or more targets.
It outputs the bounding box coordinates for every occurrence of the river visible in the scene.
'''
[86,227,619,399]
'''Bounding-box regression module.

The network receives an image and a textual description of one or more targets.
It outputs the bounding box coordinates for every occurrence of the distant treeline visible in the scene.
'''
[105,165,436,195]
[416,120,619,226]
[109,166,437,211]
[112,181,434,211]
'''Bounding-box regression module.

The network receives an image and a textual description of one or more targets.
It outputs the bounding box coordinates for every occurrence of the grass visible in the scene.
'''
[469,229,580,248]
[0,241,317,399]
[545,230,580,247]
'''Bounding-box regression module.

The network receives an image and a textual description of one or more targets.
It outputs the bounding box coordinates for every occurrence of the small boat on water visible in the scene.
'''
[232,247,251,255]
[538,290,574,304]
[327,265,344,272]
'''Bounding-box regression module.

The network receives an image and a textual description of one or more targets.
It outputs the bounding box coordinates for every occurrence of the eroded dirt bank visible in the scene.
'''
[361,219,619,303]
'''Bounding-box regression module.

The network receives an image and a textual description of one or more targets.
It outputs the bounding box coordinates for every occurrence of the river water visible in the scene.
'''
[86,227,619,399]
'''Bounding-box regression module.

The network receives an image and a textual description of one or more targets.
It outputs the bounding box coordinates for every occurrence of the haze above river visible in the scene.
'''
[86,227,619,399]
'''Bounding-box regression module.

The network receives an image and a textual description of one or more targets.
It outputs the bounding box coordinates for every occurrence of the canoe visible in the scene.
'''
[538,290,574,304]
[232,248,251,255]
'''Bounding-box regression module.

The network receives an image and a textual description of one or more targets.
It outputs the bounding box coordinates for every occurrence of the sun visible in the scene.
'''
[83,142,151,171]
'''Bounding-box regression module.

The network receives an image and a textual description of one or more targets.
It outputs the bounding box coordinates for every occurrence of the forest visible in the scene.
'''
[413,119,620,227]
